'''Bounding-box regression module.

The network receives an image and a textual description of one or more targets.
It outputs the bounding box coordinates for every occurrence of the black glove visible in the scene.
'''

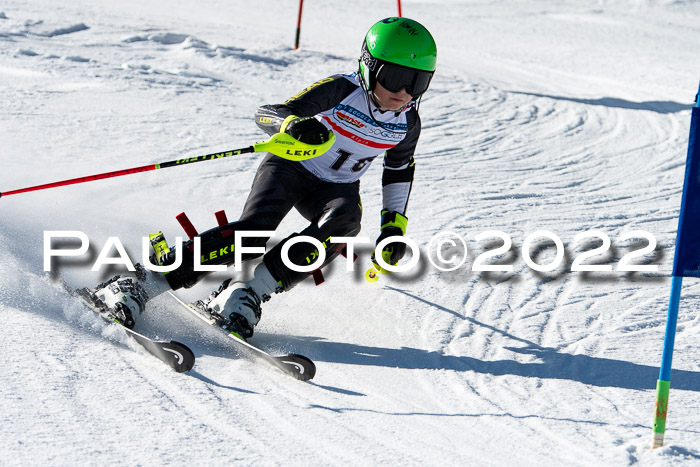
[373,210,408,267]
[281,116,330,145]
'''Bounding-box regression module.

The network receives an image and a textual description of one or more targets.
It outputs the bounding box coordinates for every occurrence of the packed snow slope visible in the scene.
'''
[1,0,699,465]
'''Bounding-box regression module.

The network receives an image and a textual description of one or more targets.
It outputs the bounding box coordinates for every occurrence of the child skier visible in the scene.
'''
[90,17,437,339]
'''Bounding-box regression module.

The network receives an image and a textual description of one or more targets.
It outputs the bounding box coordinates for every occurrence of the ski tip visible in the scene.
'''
[164,340,196,373]
[274,354,316,381]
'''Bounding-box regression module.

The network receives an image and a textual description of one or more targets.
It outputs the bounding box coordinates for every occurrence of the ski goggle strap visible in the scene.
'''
[375,61,434,98]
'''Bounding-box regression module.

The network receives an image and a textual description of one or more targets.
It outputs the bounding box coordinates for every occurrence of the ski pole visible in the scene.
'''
[0,132,335,199]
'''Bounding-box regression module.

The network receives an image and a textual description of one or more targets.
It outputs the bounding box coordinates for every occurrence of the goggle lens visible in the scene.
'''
[375,62,433,97]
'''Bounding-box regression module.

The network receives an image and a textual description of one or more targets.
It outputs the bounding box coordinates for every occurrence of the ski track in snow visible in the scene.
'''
[2,1,700,465]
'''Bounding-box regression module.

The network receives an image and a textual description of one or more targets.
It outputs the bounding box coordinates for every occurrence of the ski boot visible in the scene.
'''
[87,264,171,329]
[203,263,281,340]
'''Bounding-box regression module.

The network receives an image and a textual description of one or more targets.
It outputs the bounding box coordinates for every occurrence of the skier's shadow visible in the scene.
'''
[299,288,700,393]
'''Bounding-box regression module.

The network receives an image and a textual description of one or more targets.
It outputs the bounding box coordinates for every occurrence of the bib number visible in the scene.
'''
[330,149,376,172]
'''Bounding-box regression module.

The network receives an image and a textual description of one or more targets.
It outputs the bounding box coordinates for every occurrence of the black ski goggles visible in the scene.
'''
[375,61,434,98]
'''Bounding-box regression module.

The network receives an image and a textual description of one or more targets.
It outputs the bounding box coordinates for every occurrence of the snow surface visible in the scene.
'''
[1,0,700,465]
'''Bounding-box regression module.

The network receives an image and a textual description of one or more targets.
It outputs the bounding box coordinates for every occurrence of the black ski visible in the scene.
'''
[168,292,315,381]
[65,284,195,373]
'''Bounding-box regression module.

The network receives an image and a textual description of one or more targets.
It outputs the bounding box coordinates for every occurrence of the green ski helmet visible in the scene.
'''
[359,17,437,99]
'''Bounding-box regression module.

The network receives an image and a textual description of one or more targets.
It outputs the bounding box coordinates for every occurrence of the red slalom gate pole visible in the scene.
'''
[397,0,402,16]
[294,0,304,49]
